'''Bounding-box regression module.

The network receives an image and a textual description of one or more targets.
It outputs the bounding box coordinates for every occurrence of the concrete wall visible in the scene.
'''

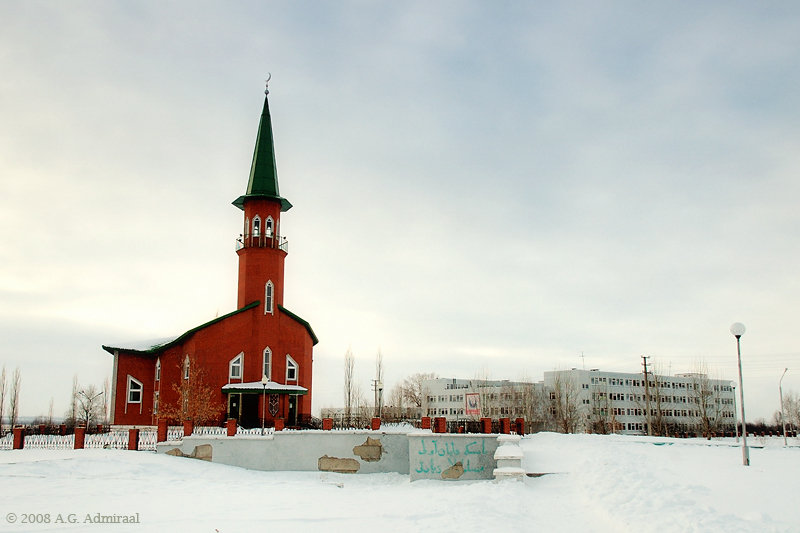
[157,430,410,474]
[408,433,499,481]
[156,430,502,480]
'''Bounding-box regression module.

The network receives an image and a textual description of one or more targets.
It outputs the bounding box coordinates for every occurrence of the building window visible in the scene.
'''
[263,347,272,380]
[265,281,274,314]
[286,355,298,382]
[229,353,243,380]
[184,355,190,380]
[245,217,250,237]
[127,376,142,404]
[253,216,261,237]
[265,216,274,237]
[153,391,159,414]
[155,358,161,382]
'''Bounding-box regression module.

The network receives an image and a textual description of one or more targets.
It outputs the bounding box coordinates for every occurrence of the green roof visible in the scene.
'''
[102,301,261,355]
[233,92,292,212]
[279,305,319,345]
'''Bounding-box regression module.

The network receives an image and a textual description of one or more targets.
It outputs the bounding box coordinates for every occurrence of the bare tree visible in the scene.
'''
[687,362,724,438]
[9,367,21,428]
[374,348,384,418]
[549,370,581,434]
[159,355,224,425]
[102,377,111,425]
[76,384,105,427]
[343,346,355,426]
[0,365,6,434]
[400,372,438,408]
[47,397,54,427]
[783,390,800,431]
[589,379,616,434]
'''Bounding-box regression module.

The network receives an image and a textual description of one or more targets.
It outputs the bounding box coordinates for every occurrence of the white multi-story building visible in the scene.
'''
[420,370,736,436]
[422,378,543,421]
[543,369,736,435]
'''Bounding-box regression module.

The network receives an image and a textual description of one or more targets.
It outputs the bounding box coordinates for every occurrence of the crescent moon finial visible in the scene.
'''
[265,73,272,95]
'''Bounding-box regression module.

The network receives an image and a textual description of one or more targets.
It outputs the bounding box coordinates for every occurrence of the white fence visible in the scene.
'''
[1,425,274,451]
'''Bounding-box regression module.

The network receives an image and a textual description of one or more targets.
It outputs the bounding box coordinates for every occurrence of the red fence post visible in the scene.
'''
[421,417,432,430]
[322,418,333,431]
[157,419,168,442]
[499,418,511,434]
[59,424,67,436]
[515,417,525,436]
[96,424,103,434]
[434,417,447,433]
[74,427,86,449]
[183,420,194,437]
[12,427,25,449]
[480,417,492,434]
[371,417,381,431]
[128,429,140,451]
[226,418,237,437]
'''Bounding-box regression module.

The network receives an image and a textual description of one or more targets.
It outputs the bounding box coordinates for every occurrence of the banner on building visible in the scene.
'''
[465,393,480,416]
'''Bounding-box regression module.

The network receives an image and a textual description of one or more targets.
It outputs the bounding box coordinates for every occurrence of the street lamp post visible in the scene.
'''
[732,384,739,444]
[730,322,749,466]
[780,368,788,446]
[261,374,268,436]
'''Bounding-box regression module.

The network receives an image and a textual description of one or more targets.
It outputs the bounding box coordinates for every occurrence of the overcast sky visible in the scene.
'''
[2,1,799,422]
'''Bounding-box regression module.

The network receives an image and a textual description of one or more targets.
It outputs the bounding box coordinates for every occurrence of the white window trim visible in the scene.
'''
[155,358,161,382]
[264,280,274,315]
[265,216,274,237]
[126,375,143,415]
[184,355,190,380]
[245,217,250,237]
[263,347,272,381]
[153,390,159,414]
[253,215,261,237]
[286,355,298,382]
[229,352,243,381]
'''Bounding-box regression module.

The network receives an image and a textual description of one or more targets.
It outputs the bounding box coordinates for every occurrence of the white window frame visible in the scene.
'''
[245,217,250,237]
[229,352,243,380]
[286,355,298,382]
[155,358,161,382]
[184,355,190,380]
[253,215,261,237]
[263,347,272,381]
[264,281,274,315]
[265,216,274,237]
[126,375,143,414]
[153,390,159,414]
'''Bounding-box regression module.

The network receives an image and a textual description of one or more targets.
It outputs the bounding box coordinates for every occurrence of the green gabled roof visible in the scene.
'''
[278,304,319,345]
[102,301,261,356]
[233,91,292,212]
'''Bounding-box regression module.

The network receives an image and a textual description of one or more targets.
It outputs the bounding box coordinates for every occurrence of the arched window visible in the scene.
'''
[253,216,261,237]
[229,352,243,380]
[264,281,274,315]
[286,355,298,382]
[263,347,272,381]
[244,217,250,237]
[155,358,161,382]
[183,355,190,380]
[265,216,274,237]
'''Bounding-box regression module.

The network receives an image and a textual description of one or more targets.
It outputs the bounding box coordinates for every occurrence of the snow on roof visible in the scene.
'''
[222,381,308,394]
[104,336,180,353]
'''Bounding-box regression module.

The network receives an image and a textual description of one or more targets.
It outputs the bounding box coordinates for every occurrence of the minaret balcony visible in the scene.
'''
[236,233,289,252]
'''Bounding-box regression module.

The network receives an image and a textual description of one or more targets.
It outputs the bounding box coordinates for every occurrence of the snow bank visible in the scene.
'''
[1,433,797,532]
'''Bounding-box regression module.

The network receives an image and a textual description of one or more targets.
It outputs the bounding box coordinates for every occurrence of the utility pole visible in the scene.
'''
[642,356,652,437]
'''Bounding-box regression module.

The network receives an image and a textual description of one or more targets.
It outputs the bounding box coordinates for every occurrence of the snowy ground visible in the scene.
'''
[1,432,797,532]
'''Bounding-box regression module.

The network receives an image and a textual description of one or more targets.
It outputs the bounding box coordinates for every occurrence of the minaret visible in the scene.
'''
[233,82,292,311]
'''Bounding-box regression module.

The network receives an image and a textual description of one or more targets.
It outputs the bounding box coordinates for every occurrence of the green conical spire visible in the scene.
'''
[233,87,292,211]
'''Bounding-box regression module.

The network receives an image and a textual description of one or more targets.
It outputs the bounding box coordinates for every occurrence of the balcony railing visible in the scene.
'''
[236,233,288,252]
